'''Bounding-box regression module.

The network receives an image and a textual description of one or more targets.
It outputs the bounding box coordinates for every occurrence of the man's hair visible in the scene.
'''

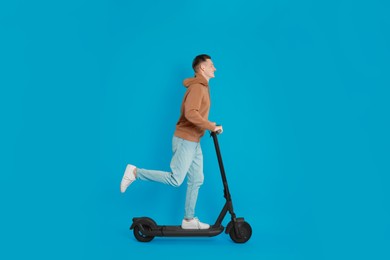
[192,54,211,72]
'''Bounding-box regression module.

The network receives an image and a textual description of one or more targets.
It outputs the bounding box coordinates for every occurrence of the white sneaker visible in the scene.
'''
[181,217,210,229]
[120,164,136,193]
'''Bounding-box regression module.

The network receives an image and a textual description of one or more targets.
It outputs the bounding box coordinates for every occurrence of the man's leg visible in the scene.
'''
[136,136,197,187]
[184,142,204,219]
[181,143,209,229]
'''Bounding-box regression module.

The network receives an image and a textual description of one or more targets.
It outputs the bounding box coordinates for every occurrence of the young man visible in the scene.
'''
[120,54,223,229]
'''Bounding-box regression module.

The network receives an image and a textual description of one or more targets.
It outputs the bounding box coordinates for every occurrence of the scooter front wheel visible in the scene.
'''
[229,221,252,243]
[134,225,154,242]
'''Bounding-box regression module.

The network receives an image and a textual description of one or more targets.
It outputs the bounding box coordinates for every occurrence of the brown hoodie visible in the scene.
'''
[174,73,215,142]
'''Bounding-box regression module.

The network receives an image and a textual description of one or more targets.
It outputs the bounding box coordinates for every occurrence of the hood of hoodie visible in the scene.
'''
[183,73,208,88]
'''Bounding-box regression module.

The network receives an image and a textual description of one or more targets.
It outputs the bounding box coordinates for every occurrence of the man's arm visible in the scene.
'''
[184,86,216,131]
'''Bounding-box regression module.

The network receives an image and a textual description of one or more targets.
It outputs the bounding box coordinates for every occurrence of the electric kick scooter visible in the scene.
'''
[130,130,252,243]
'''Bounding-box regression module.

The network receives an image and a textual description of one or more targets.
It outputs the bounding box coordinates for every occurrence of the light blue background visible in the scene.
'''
[1,0,389,259]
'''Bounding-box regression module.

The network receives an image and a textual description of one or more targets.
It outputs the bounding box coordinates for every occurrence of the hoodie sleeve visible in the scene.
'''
[184,85,215,131]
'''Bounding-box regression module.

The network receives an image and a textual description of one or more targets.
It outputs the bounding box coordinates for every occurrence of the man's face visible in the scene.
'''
[200,59,217,79]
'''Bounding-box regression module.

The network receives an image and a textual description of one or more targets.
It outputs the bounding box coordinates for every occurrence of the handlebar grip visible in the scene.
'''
[216,124,222,134]
[209,124,222,137]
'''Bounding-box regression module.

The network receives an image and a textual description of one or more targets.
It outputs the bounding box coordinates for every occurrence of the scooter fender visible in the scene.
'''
[130,217,157,230]
[225,217,245,234]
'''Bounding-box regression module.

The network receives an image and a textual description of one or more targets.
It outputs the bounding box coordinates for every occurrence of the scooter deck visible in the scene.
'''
[143,225,224,237]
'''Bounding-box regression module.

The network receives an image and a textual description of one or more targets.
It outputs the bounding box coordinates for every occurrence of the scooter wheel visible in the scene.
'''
[229,221,252,243]
[134,225,154,242]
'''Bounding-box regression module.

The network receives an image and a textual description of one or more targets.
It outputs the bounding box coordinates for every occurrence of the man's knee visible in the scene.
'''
[170,174,185,187]
[189,174,204,187]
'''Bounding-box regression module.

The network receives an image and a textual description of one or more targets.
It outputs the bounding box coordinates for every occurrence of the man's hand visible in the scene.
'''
[213,125,223,134]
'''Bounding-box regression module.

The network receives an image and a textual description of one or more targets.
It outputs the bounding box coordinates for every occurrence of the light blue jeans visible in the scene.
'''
[136,136,204,219]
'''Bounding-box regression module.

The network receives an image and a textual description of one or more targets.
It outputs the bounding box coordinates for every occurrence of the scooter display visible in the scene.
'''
[130,131,252,243]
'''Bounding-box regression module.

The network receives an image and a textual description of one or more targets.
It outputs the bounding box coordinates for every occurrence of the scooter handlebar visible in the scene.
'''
[210,125,222,136]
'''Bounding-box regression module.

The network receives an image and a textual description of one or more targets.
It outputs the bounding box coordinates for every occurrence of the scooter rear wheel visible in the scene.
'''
[134,225,154,242]
[229,221,252,243]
